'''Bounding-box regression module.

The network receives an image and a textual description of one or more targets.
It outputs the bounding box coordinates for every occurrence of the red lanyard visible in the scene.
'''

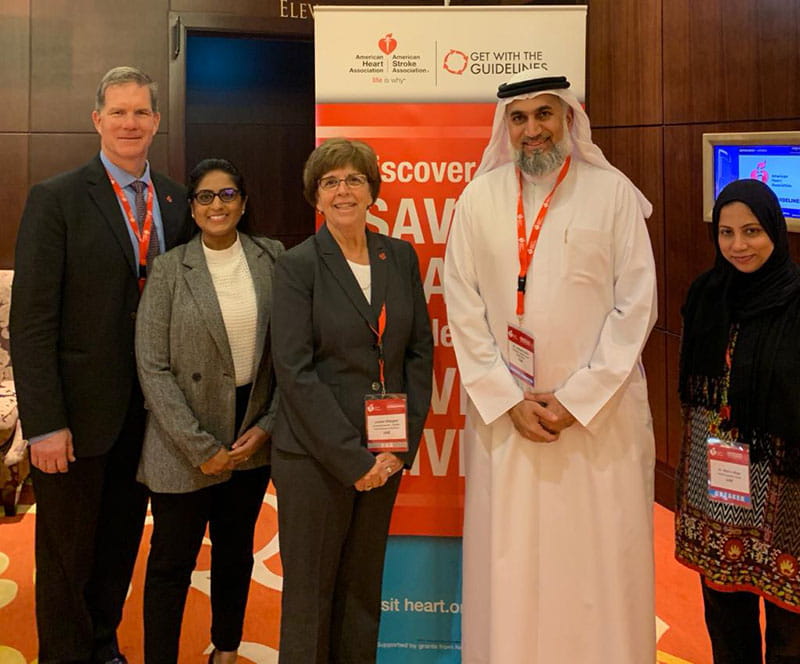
[106,171,155,292]
[720,325,738,424]
[368,303,388,395]
[708,325,739,435]
[515,156,571,317]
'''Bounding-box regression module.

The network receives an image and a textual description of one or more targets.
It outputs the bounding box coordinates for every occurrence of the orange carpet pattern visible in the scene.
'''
[0,487,711,664]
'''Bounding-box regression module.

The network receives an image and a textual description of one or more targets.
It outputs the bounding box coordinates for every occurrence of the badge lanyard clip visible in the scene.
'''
[369,303,388,397]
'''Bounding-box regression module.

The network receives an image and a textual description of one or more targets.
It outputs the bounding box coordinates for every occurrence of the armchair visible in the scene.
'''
[0,270,30,516]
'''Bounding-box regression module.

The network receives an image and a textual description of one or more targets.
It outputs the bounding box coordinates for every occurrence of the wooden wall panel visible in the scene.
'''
[662,123,715,335]
[665,332,682,469]
[655,460,675,509]
[592,126,665,325]
[0,0,30,132]
[586,0,662,127]
[662,118,799,334]
[653,331,681,508]
[0,134,29,269]
[643,329,667,466]
[30,0,171,132]
[664,0,800,124]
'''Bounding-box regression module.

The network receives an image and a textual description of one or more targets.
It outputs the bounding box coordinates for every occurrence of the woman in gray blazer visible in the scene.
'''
[271,139,434,664]
[135,158,283,664]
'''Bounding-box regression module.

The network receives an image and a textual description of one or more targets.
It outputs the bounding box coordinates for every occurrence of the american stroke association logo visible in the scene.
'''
[443,49,468,75]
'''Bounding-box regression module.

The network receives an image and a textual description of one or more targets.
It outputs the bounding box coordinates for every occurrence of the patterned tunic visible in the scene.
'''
[675,403,800,610]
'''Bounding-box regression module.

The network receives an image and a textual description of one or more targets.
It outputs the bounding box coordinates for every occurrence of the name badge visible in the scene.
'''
[507,322,535,391]
[707,437,752,508]
[365,394,409,453]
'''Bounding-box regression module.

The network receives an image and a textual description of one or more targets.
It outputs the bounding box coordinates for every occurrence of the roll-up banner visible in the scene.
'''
[314,7,586,659]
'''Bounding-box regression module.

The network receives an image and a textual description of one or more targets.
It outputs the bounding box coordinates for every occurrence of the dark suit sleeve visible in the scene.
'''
[154,175,192,251]
[271,250,376,487]
[172,206,194,248]
[10,183,70,438]
[400,242,434,467]
[253,239,285,435]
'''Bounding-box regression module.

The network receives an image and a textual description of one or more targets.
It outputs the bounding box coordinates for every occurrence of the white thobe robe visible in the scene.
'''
[444,160,657,664]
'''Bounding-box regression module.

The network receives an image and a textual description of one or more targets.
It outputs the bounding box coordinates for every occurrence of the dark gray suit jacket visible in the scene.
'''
[136,233,283,493]
[10,155,191,456]
[271,224,433,487]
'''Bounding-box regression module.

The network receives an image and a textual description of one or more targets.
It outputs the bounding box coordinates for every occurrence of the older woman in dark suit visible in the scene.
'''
[271,138,433,664]
[136,158,283,664]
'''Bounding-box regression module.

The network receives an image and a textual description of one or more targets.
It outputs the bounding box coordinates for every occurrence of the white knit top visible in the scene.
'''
[347,259,372,303]
[203,234,258,386]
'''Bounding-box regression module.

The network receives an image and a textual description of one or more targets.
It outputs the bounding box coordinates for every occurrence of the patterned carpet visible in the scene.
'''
[0,485,710,664]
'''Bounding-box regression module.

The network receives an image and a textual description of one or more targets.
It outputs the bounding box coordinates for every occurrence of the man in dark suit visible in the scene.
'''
[10,66,191,664]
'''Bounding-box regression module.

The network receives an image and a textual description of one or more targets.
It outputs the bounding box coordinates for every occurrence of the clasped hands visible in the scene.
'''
[199,426,270,476]
[354,452,402,492]
[508,392,576,443]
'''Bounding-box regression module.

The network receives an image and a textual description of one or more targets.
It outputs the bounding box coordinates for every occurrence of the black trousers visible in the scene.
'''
[143,465,270,664]
[702,580,800,663]
[31,402,148,664]
[272,449,401,664]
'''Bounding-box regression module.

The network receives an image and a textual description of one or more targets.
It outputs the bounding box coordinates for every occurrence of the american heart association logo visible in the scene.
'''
[378,33,397,55]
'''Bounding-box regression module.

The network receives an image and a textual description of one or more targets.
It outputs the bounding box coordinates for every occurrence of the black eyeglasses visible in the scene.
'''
[192,188,240,205]
[318,174,369,191]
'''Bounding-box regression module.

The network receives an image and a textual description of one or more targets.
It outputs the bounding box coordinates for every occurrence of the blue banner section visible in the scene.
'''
[378,536,462,663]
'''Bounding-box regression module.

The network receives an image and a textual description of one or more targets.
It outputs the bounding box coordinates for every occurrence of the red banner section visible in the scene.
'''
[316,102,494,535]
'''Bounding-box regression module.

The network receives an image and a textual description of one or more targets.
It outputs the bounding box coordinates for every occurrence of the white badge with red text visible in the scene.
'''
[707,437,752,508]
[365,394,409,453]
[507,322,535,391]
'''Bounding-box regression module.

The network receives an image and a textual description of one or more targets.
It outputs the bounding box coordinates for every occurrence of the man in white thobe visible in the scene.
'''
[444,73,657,663]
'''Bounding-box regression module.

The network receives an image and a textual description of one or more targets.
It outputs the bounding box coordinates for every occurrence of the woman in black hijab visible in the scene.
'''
[675,179,800,663]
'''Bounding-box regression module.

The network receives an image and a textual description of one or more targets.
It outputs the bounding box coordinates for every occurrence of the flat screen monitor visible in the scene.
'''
[702,131,800,230]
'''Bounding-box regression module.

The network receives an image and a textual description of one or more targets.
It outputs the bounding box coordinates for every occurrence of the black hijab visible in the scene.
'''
[679,179,800,475]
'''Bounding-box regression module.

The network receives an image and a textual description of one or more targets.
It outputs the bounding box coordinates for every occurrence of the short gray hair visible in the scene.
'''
[95,66,158,112]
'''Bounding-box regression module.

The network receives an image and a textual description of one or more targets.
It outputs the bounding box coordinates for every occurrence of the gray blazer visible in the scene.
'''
[136,233,284,493]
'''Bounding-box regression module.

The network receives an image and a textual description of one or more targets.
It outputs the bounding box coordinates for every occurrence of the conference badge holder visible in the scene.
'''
[507,322,535,391]
[365,394,409,454]
[707,436,752,509]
